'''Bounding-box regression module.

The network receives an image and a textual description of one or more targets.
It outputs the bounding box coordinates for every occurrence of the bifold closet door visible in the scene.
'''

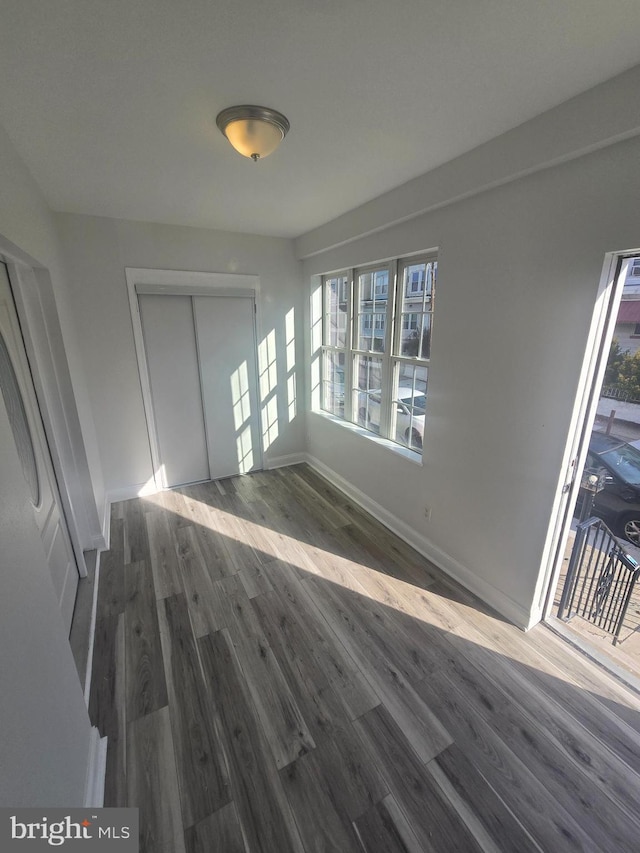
[194,296,262,479]
[0,263,78,631]
[139,294,210,487]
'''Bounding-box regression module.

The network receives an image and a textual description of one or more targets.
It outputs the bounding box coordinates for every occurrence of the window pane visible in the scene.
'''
[322,350,345,416]
[400,313,432,358]
[324,275,349,347]
[398,260,435,358]
[358,269,388,353]
[392,363,427,452]
[358,313,386,351]
[353,355,382,433]
[404,262,434,299]
[418,314,432,359]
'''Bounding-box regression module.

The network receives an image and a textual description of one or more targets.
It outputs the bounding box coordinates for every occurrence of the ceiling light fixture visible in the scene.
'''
[216,105,290,162]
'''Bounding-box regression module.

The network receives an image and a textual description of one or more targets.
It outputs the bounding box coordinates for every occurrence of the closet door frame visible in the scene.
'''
[126,268,262,492]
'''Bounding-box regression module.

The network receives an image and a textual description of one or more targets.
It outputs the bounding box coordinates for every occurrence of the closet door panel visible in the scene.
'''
[194,296,262,479]
[139,295,209,487]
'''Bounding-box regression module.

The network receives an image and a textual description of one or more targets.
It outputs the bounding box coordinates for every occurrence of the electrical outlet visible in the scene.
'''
[424,506,432,521]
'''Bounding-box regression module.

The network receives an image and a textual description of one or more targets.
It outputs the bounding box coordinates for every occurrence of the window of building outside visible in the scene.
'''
[320,255,436,454]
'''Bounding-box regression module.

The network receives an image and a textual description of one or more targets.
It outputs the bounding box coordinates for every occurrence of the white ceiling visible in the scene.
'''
[1,0,639,239]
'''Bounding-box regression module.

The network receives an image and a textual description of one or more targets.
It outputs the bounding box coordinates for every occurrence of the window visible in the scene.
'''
[321,274,349,416]
[631,258,640,278]
[320,255,436,454]
[402,313,419,331]
[408,267,425,293]
[374,272,389,297]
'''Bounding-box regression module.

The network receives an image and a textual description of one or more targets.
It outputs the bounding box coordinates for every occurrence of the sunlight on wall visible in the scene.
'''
[231,361,254,471]
[285,307,296,423]
[258,330,278,400]
[256,307,298,451]
[231,361,252,431]
[287,374,296,423]
[258,327,279,451]
[285,308,296,373]
[236,424,254,473]
[138,465,165,495]
[262,395,279,450]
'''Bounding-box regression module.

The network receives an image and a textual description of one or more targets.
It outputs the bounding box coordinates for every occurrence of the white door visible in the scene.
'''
[194,296,262,480]
[138,292,262,487]
[0,263,78,631]
[139,295,210,487]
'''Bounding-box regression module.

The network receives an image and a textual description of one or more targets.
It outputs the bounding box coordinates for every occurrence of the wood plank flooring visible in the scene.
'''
[90,464,640,852]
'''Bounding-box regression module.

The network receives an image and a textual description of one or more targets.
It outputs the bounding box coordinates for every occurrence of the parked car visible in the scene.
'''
[358,387,425,450]
[582,432,640,544]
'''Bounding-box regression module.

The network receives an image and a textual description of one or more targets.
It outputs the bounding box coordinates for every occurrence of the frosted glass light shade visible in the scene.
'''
[224,119,283,160]
[216,105,290,161]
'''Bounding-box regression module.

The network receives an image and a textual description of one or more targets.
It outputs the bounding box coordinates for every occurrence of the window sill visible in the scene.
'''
[311,409,424,465]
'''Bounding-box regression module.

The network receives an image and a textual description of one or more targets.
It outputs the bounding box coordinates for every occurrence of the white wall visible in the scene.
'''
[0,122,100,805]
[56,214,305,509]
[0,122,104,546]
[0,373,92,806]
[297,64,640,260]
[301,133,640,629]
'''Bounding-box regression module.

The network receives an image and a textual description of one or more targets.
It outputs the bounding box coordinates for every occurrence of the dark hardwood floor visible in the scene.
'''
[89,464,640,852]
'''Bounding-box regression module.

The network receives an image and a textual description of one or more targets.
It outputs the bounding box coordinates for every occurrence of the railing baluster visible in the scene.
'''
[559,516,639,645]
[606,557,626,632]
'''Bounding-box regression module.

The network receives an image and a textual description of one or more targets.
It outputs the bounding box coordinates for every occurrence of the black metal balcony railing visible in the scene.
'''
[558,516,640,645]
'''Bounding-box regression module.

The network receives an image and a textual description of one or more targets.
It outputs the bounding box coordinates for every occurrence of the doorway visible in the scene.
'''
[0,263,78,631]
[543,253,640,681]
[128,269,263,490]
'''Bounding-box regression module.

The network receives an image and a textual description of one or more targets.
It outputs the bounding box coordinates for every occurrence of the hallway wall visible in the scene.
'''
[56,214,305,519]
[301,134,640,629]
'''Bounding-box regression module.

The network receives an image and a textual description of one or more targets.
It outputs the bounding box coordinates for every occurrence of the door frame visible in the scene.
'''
[539,251,639,623]
[126,267,263,491]
[0,244,91,576]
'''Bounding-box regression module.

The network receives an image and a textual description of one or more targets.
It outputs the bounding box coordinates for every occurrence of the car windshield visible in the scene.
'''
[398,393,426,415]
[599,444,640,485]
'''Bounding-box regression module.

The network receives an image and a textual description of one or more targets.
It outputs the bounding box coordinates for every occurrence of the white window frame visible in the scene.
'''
[320,253,437,455]
[321,273,352,418]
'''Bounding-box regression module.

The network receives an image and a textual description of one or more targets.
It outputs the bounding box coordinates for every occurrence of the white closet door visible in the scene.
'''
[0,264,78,632]
[194,296,262,479]
[139,295,210,487]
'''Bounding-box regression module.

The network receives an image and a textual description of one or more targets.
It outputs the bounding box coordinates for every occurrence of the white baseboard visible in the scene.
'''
[91,501,108,552]
[265,452,307,470]
[83,548,101,705]
[90,533,108,552]
[84,727,108,808]
[100,492,112,551]
[305,454,536,631]
[106,482,156,504]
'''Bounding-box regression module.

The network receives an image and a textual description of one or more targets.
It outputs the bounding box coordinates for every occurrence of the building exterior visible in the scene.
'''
[613,258,640,354]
